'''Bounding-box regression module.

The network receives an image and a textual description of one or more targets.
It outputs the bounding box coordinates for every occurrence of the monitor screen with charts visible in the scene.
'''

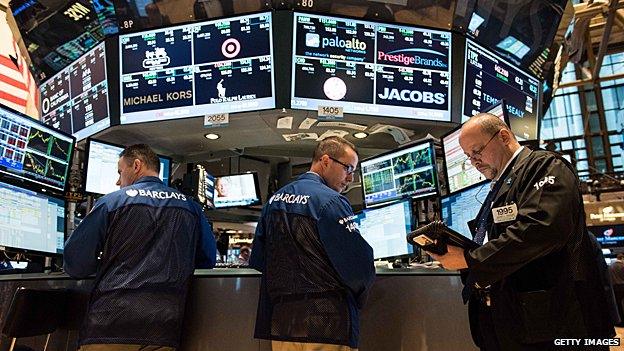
[355,200,413,259]
[440,183,489,239]
[0,180,65,255]
[360,140,438,208]
[213,173,261,208]
[0,105,74,192]
[85,139,171,195]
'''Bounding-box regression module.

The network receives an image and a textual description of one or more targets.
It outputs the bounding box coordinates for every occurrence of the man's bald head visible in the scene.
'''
[462,113,515,138]
[458,113,521,180]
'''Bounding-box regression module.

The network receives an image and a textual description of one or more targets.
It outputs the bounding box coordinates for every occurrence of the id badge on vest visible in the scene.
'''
[492,203,518,223]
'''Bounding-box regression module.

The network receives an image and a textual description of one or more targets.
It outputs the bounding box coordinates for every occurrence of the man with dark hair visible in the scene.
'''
[430,113,616,350]
[250,136,375,351]
[64,143,216,351]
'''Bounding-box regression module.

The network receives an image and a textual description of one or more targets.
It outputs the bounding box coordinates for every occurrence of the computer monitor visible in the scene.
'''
[360,140,438,208]
[40,41,111,141]
[440,182,489,239]
[354,200,414,259]
[588,225,624,248]
[442,101,508,194]
[84,139,171,195]
[0,180,65,255]
[0,104,75,193]
[213,172,261,208]
[291,12,452,121]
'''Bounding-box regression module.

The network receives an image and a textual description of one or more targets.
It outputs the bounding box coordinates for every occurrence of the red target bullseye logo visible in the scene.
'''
[221,38,241,59]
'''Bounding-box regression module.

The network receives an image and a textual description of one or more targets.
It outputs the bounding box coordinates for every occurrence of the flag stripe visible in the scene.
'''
[0,90,27,107]
[0,99,25,113]
[0,70,27,91]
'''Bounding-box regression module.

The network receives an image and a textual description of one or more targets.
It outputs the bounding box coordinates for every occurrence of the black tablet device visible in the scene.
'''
[407,221,480,255]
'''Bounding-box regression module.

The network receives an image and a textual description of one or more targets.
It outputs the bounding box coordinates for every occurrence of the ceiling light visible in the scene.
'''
[204,133,220,140]
[353,132,368,139]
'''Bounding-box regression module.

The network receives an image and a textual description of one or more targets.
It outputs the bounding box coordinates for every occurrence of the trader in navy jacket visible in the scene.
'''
[64,144,216,350]
[250,136,375,351]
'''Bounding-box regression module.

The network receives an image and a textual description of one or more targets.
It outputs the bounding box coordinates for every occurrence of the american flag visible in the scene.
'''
[0,10,38,119]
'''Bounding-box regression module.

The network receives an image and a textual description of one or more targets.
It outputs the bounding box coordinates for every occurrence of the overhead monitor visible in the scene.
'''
[119,12,275,124]
[84,139,171,195]
[588,225,624,248]
[291,12,452,121]
[360,140,438,208]
[462,39,540,140]
[0,180,65,255]
[355,200,414,259]
[9,0,115,82]
[440,183,489,239]
[40,41,111,141]
[443,101,508,194]
[0,104,74,193]
[213,172,261,208]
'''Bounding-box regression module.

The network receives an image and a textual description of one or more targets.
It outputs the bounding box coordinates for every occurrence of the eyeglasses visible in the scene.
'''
[329,156,357,175]
[465,129,501,160]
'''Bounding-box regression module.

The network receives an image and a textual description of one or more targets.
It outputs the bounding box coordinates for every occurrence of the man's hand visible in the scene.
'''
[427,245,468,270]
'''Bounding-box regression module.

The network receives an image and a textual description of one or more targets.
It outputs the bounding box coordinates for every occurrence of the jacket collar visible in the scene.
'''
[133,176,163,185]
[299,171,328,186]
[492,148,532,204]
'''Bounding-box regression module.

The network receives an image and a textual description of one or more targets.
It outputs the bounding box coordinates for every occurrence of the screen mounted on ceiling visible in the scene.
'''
[291,13,451,121]
[462,39,540,140]
[119,12,275,124]
[40,41,110,141]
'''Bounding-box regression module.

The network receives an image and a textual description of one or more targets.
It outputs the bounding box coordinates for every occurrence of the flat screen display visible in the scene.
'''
[85,139,171,195]
[213,173,261,208]
[119,12,275,124]
[361,141,437,208]
[443,101,508,194]
[355,200,413,259]
[588,225,624,248]
[291,13,451,121]
[0,105,74,192]
[40,41,111,141]
[440,183,489,239]
[463,39,540,140]
[0,180,65,254]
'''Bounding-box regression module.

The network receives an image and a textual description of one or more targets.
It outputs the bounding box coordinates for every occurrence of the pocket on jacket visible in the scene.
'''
[516,289,556,343]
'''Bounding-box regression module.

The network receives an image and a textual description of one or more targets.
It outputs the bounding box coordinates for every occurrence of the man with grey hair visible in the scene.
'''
[250,136,375,351]
[430,113,616,350]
